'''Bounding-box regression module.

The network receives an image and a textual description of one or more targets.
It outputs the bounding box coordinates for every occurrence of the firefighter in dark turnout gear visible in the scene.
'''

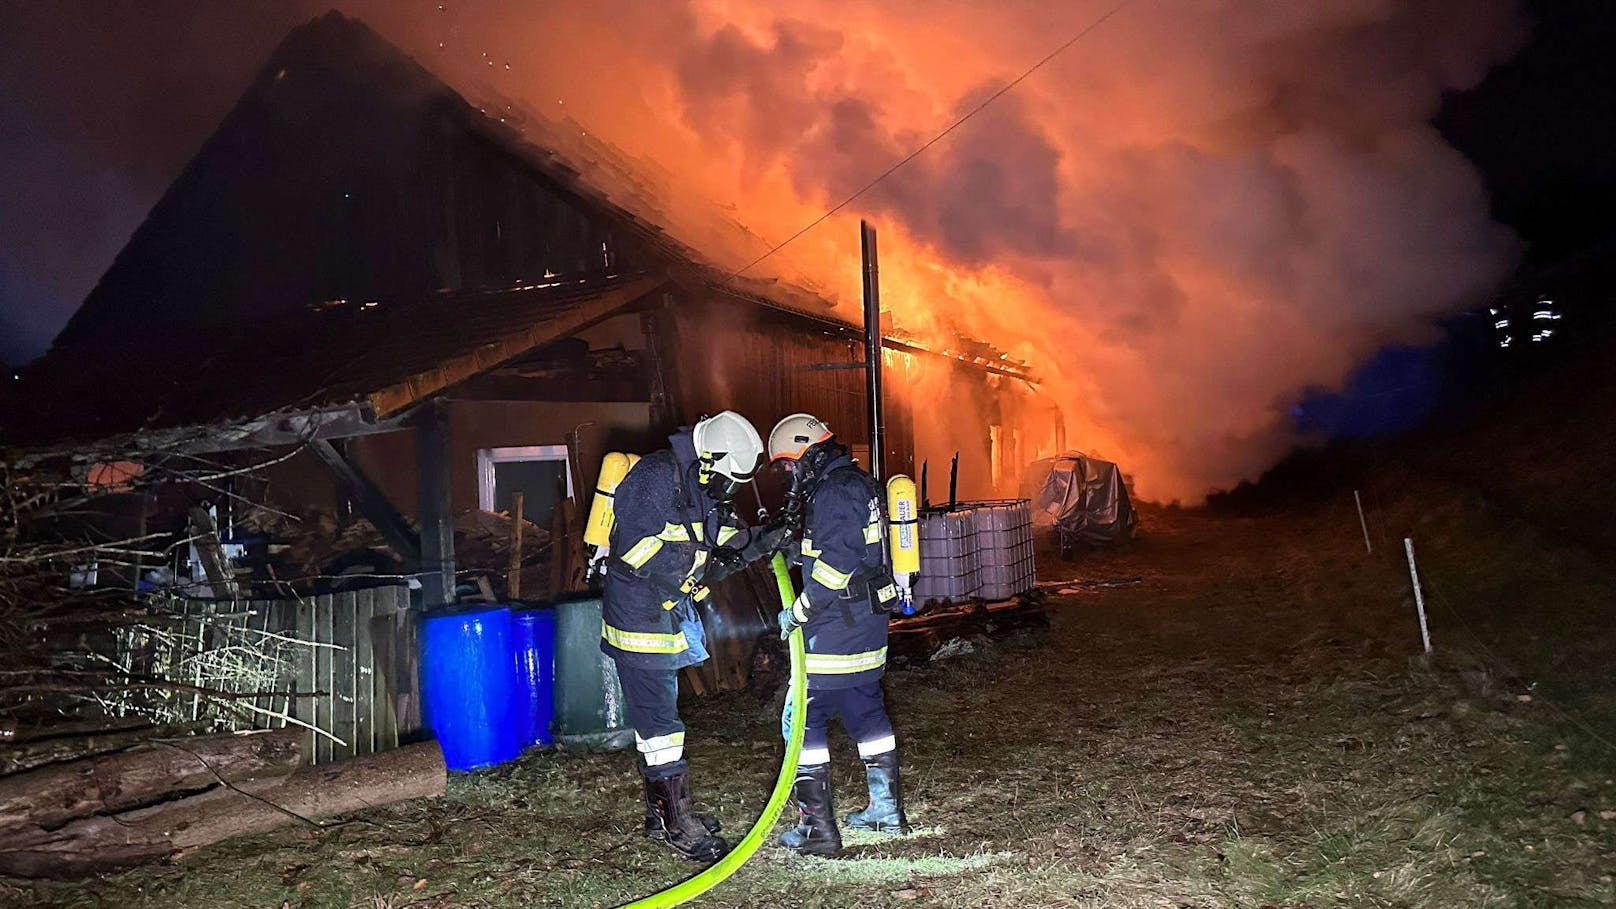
[599,411,781,862]
[767,413,912,857]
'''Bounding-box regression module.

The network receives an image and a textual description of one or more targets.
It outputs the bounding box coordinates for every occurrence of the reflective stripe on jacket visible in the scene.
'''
[601,433,736,671]
[796,453,890,689]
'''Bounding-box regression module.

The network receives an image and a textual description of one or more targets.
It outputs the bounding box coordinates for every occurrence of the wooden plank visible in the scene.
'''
[507,491,526,599]
[370,608,400,752]
[315,594,335,765]
[293,597,316,759]
[246,602,265,727]
[354,588,376,755]
[395,596,421,737]
[332,592,357,761]
[186,507,237,599]
[168,600,186,722]
[260,600,281,730]
[270,600,294,731]
[374,586,412,751]
[366,276,662,416]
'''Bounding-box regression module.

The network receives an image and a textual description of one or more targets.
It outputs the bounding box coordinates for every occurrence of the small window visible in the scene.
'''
[477,446,573,528]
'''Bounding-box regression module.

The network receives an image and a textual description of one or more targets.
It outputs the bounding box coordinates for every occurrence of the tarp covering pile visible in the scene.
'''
[1023,453,1136,547]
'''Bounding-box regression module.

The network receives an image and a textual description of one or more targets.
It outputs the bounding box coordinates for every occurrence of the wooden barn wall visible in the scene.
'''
[882,355,1053,503]
[659,293,917,478]
[261,401,654,522]
[651,291,920,694]
[904,359,996,502]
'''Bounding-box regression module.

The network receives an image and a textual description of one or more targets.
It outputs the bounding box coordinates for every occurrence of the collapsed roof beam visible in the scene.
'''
[7,405,412,467]
[309,438,422,572]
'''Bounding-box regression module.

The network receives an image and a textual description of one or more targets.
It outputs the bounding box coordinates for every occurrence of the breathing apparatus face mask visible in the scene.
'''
[698,452,763,503]
[772,440,837,510]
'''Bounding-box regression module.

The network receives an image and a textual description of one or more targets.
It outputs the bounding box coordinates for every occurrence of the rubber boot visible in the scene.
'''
[642,772,720,841]
[648,773,728,862]
[779,763,842,856]
[844,751,910,834]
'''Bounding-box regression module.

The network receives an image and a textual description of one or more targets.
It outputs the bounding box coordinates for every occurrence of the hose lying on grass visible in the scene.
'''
[617,553,808,909]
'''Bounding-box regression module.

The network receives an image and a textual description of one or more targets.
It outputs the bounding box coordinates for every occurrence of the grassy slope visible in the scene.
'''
[10,477,1616,908]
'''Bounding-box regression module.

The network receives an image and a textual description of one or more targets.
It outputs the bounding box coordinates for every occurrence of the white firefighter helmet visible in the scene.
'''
[692,410,765,485]
[768,413,834,462]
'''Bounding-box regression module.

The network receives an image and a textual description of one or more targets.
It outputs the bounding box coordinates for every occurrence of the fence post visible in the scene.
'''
[1403,538,1432,655]
[1354,490,1373,554]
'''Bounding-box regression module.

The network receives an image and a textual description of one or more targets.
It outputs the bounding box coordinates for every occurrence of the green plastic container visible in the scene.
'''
[551,595,633,751]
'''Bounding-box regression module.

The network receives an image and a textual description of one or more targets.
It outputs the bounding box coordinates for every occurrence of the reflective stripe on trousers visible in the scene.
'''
[637,730,686,766]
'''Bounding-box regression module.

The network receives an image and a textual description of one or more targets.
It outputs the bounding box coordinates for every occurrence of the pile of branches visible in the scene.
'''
[0,442,303,735]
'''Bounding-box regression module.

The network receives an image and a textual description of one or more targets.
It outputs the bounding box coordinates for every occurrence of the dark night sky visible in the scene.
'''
[1436,0,1616,261]
[0,2,329,366]
[1,1,1615,369]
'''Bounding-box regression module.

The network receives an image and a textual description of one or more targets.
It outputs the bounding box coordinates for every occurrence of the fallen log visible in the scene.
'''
[0,722,209,776]
[0,728,304,834]
[0,740,446,879]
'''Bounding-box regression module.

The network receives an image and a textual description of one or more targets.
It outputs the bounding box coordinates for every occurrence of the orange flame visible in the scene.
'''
[341,0,1523,500]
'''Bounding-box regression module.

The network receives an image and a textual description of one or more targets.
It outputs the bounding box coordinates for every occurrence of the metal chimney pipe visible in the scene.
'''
[861,220,885,483]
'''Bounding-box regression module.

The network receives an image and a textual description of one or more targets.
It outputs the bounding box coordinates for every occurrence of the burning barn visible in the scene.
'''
[3,11,1054,703]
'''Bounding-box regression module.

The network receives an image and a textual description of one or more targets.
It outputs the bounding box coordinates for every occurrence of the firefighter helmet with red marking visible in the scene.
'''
[768,413,834,462]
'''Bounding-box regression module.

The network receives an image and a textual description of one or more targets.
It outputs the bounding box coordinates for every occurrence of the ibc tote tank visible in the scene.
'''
[511,608,557,749]
[419,605,520,771]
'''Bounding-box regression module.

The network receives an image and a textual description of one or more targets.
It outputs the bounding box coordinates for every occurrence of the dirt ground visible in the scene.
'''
[12,470,1616,908]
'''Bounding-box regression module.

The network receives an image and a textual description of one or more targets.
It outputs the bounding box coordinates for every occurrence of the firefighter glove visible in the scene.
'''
[751,521,791,556]
[777,594,811,639]
[703,545,748,584]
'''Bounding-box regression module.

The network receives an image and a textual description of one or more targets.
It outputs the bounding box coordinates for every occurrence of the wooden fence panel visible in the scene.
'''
[127,586,417,765]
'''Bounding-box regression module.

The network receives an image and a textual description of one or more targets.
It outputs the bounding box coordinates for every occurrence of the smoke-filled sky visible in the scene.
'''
[4,1,1611,499]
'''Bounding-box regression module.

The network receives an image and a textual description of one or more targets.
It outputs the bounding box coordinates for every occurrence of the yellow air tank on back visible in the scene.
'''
[885,475,920,613]
[584,452,635,578]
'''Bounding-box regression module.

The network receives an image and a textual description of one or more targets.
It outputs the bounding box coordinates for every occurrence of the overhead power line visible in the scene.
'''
[732,0,1136,278]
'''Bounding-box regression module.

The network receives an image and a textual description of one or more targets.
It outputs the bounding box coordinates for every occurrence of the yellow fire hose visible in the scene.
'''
[617,553,808,908]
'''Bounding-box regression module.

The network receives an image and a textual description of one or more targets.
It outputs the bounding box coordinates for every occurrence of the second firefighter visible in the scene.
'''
[768,412,913,857]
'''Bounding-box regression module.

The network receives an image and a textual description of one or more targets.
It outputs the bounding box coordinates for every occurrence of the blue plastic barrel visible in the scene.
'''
[419,605,520,771]
[511,608,557,749]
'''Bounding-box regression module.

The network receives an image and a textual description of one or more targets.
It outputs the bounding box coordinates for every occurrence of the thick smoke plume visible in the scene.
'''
[371,0,1522,501]
[48,1,1531,500]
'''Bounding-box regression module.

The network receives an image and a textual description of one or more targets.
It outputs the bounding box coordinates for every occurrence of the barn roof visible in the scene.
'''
[3,12,1033,455]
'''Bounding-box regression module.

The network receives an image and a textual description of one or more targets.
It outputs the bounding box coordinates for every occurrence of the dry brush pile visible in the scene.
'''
[0,444,313,742]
